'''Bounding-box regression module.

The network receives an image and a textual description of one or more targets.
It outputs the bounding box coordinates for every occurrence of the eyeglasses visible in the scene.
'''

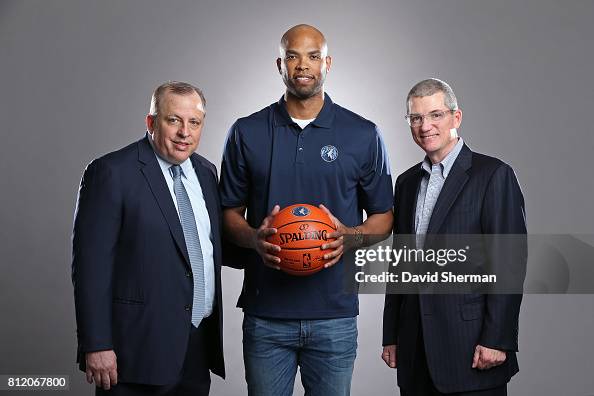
[405,110,454,127]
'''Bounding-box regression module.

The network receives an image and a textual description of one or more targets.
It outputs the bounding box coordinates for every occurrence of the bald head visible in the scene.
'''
[280,24,328,57]
[276,24,331,100]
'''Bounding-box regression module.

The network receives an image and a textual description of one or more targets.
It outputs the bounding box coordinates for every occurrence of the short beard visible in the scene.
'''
[283,74,325,100]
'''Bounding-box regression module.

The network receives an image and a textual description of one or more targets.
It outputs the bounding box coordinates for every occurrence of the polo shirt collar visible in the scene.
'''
[273,93,335,129]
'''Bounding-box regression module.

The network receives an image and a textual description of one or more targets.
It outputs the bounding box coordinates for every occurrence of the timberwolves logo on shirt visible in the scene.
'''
[292,206,310,217]
[320,145,338,162]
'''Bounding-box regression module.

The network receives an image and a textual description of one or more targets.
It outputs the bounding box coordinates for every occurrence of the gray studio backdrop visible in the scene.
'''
[1,0,593,395]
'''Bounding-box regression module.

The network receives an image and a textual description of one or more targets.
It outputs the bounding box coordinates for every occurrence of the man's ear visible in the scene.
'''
[453,109,462,128]
[146,114,155,132]
[325,56,332,72]
[276,58,282,74]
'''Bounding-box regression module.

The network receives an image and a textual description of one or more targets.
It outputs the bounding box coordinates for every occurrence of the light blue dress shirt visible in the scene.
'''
[414,137,465,236]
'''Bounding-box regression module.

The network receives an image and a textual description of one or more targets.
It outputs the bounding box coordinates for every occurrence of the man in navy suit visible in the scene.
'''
[72,81,224,395]
[382,79,526,395]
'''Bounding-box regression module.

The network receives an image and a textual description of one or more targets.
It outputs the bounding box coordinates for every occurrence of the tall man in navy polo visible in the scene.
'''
[220,25,393,395]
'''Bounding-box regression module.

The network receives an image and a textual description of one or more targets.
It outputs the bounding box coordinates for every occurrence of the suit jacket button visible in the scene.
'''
[185,305,191,311]
[186,271,192,277]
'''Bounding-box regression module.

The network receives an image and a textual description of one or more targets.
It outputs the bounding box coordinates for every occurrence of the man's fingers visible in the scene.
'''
[323,244,344,260]
[258,227,277,239]
[263,258,281,270]
[473,347,506,370]
[472,347,480,369]
[323,251,344,268]
[260,241,281,254]
[261,205,281,227]
[255,232,281,268]
[93,372,102,388]
[319,204,339,227]
[382,346,397,368]
[256,229,280,252]
[263,253,281,264]
[319,204,331,215]
[389,353,396,368]
[85,370,93,384]
[261,214,274,228]
[262,248,281,268]
[109,367,118,386]
[326,230,344,239]
[481,351,504,369]
[322,236,343,250]
[387,349,396,368]
[101,371,111,390]
[483,350,495,366]
[381,349,388,364]
[324,257,339,268]
[477,352,489,370]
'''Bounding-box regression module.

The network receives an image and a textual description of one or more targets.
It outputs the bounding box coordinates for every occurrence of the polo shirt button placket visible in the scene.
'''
[297,134,305,163]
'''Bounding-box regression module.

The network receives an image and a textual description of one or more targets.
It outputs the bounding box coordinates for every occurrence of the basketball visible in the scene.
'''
[267,204,337,276]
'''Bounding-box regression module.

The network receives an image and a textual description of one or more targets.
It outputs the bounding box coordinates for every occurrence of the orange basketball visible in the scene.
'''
[267,204,337,276]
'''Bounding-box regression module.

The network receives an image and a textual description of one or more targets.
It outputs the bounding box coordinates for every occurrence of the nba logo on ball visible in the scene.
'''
[320,145,338,162]
[292,206,310,217]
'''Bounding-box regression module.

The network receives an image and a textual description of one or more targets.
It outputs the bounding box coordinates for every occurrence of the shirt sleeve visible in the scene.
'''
[219,121,250,208]
[358,125,394,214]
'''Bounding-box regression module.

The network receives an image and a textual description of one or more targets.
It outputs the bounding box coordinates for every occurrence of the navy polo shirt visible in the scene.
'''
[220,94,393,319]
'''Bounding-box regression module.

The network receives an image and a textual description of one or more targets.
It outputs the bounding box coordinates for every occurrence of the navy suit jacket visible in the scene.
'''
[383,144,526,393]
[72,136,225,385]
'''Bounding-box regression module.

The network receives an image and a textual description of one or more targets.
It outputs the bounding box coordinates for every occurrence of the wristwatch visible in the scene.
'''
[352,226,364,247]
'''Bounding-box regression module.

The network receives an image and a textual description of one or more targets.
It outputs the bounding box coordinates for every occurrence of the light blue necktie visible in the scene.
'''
[170,165,205,327]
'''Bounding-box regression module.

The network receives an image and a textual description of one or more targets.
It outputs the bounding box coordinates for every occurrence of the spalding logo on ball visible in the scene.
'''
[267,204,337,276]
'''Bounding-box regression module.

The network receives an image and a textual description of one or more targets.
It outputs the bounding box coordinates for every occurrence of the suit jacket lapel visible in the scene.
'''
[402,168,424,234]
[427,145,472,234]
[137,136,191,267]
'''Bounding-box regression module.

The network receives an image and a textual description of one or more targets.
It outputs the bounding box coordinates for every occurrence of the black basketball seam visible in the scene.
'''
[273,219,337,231]
[282,265,324,272]
[277,246,332,251]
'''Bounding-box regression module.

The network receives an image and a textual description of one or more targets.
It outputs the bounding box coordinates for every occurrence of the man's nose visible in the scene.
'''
[177,122,190,137]
[420,117,433,131]
[296,59,308,70]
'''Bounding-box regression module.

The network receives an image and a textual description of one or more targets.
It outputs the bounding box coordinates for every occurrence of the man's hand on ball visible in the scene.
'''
[253,204,281,270]
[319,204,347,268]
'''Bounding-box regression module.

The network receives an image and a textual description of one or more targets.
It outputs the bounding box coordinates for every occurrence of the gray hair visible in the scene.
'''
[149,81,206,115]
[406,78,458,113]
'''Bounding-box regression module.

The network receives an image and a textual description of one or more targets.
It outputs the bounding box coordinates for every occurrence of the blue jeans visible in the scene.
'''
[242,314,357,396]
